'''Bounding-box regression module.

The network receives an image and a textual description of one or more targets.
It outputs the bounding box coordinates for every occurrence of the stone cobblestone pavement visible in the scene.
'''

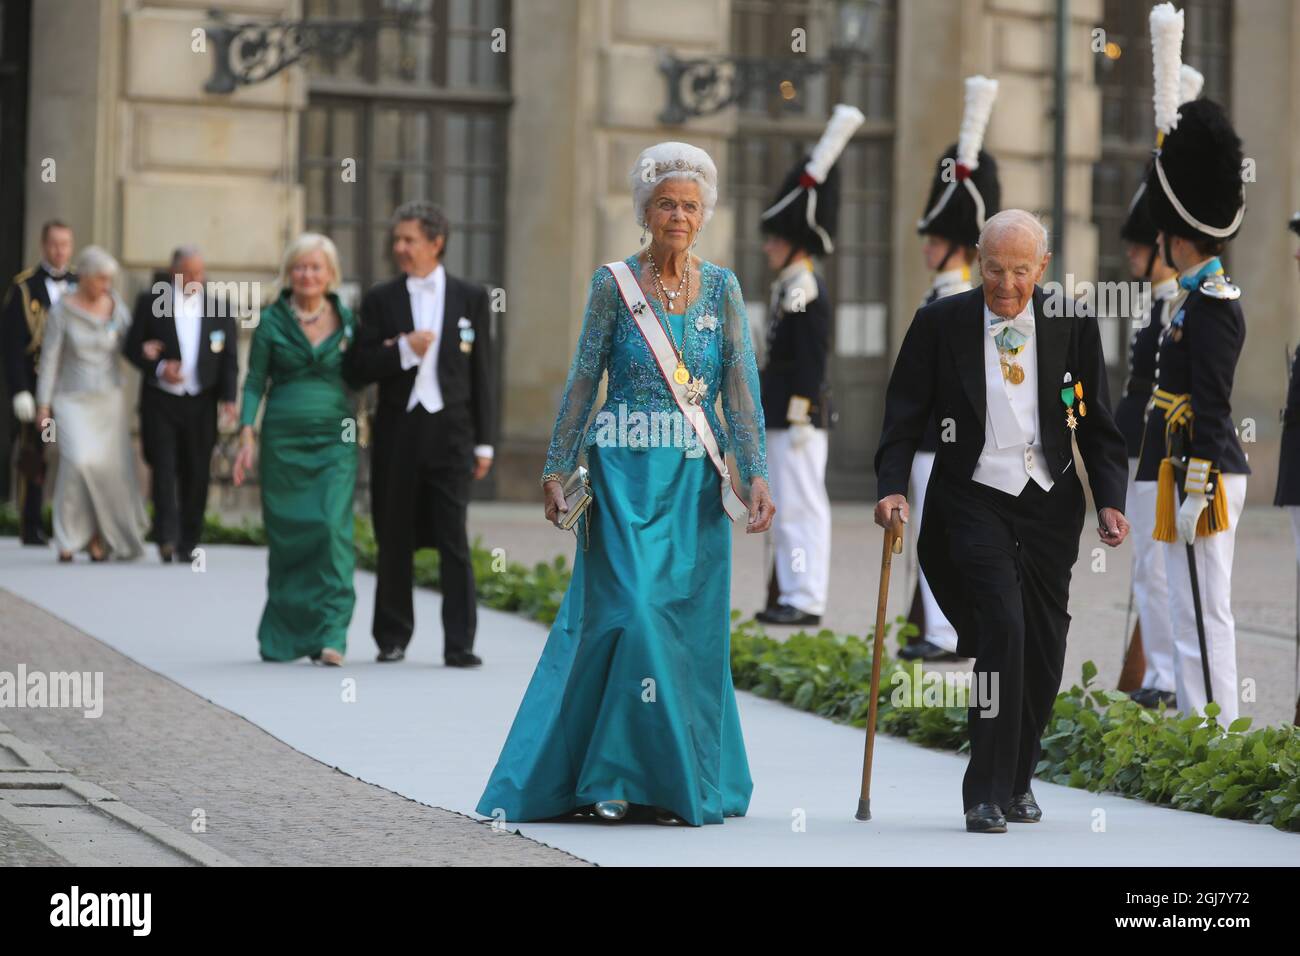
[0,589,587,867]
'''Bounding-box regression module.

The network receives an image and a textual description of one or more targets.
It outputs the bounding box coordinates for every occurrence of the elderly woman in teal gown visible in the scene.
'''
[476,142,775,827]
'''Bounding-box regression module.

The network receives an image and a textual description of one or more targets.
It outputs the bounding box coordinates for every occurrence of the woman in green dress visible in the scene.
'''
[233,234,358,665]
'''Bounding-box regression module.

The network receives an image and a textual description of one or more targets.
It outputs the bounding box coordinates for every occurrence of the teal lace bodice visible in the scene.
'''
[542,255,768,489]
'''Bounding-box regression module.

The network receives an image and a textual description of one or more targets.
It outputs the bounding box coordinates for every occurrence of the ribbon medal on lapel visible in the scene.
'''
[458,316,474,354]
[1168,307,1186,343]
[209,329,225,353]
[1060,373,1085,431]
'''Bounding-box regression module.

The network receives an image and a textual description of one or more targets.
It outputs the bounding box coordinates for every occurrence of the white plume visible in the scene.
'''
[805,104,866,184]
[1179,64,1204,104]
[956,76,999,170]
[1150,2,1185,135]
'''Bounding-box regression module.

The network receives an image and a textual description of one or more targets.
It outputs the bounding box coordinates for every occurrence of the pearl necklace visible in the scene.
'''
[293,298,327,325]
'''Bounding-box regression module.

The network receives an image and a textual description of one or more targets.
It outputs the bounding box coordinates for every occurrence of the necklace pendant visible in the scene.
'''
[673,361,690,385]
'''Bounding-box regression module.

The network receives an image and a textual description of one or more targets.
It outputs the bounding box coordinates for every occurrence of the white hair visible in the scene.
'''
[278,232,342,292]
[629,142,718,227]
[978,209,1050,261]
[73,245,119,279]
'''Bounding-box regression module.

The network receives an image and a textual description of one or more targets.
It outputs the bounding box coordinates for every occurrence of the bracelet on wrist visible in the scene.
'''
[540,472,564,488]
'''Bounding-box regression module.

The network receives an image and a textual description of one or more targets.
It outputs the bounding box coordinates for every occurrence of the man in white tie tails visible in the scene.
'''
[346,201,495,667]
[873,210,1130,832]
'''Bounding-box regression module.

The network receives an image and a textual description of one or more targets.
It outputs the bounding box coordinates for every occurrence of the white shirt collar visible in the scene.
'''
[406,264,445,291]
[932,267,968,289]
[1152,275,1179,301]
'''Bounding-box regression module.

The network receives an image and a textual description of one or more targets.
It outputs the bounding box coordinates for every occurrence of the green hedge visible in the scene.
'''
[730,614,1300,832]
[5,503,1297,831]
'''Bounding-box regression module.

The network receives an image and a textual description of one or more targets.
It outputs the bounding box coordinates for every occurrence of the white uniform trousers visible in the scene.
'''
[907,450,958,652]
[1129,464,1174,692]
[1161,472,1247,725]
[766,427,831,616]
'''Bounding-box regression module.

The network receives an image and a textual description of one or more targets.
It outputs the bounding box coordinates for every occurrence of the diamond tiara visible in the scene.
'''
[654,158,706,177]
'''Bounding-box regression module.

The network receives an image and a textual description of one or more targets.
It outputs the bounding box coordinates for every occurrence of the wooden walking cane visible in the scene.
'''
[856,506,904,821]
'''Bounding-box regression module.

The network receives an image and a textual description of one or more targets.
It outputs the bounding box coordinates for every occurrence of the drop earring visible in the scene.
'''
[640,222,649,246]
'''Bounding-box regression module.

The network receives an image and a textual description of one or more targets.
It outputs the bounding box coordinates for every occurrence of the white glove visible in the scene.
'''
[790,422,814,450]
[1177,492,1207,545]
[12,391,35,423]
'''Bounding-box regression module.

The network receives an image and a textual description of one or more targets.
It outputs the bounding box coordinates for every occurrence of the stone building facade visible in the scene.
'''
[4,0,1299,510]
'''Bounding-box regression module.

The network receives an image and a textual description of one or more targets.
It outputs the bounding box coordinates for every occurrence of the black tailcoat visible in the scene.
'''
[874,286,1128,658]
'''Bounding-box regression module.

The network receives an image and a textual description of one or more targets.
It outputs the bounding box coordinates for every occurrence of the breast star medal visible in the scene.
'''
[684,375,708,405]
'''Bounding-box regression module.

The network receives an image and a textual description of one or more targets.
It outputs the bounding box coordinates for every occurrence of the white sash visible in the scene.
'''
[605,260,749,522]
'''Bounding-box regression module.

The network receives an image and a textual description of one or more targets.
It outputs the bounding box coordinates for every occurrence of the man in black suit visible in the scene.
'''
[874,209,1130,833]
[345,201,494,667]
[2,220,75,545]
[124,246,238,563]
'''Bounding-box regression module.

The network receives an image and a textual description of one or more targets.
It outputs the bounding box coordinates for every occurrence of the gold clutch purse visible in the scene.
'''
[553,468,598,548]
[555,466,593,532]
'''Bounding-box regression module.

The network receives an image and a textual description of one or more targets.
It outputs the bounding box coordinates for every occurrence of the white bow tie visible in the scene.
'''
[986,315,1035,338]
[408,275,439,292]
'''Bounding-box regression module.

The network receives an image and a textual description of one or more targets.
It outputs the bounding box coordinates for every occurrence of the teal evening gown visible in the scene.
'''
[476,255,767,826]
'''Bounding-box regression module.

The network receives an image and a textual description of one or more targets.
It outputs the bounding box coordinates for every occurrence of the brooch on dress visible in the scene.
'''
[695,314,718,333]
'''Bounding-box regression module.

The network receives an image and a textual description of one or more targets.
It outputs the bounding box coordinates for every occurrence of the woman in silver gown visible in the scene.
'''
[35,246,148,561]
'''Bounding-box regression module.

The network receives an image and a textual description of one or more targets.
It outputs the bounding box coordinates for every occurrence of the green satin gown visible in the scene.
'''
[240,290,358,661]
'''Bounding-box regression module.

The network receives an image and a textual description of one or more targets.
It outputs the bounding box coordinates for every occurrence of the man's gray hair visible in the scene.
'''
[392,199,450,250]
[978,209,1051,261]
[170,245,202,268]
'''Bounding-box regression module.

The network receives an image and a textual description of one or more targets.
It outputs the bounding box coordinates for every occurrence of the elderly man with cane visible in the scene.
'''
[872,209,1130,833]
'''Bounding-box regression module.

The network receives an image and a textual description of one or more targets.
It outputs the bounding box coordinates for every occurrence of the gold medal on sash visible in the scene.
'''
[673,362,690,385]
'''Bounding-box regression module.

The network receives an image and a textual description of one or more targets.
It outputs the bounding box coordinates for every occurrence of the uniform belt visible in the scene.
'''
[1151,387,1193,431]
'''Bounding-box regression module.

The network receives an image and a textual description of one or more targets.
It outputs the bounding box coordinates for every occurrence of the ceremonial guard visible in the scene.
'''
[900,76,1001,662]
[1,220,75,545]
[754,104,864,627]
[1136,16,1250,724]
[1275,210,1300,726]
[1116,50,1205,707]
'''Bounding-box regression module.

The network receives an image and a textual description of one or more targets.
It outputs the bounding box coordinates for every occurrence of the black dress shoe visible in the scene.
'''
[1006,790,1042,823]
[1150,690,1178,709]
[21,530,48,546]
[159,545,174,564]
[376,647,406,663]
[445,650,483,668]
[965,802,1007,833]
[754,604,822,627]
[898,639,963,662]
[1130,687,1177,710]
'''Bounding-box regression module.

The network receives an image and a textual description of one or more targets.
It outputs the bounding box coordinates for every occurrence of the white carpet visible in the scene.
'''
[2,538,1295,866]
